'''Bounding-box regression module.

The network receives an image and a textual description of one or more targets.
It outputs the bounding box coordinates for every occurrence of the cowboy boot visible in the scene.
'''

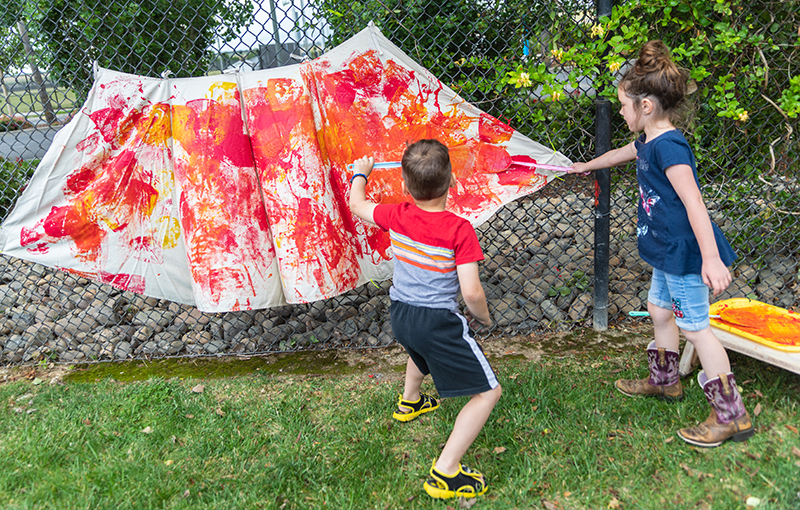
[677,371,755,447]
[615,341,683,401]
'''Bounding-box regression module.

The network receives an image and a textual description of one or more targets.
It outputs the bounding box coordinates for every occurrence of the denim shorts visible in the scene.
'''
[648,268,710,331]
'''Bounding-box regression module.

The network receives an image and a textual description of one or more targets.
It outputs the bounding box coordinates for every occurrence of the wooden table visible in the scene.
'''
[679,326,800,378]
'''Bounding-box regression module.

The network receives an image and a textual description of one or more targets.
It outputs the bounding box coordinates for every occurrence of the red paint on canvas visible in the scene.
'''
[172,94,275,305]
[244,77,361,298]
[475,143,512,174]
[479,113,514,144]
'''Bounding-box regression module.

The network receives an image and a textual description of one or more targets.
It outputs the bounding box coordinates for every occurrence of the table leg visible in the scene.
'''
[679,343,698,378]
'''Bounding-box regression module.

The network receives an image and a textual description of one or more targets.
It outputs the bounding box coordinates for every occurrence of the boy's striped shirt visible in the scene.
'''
[373,202,483,311]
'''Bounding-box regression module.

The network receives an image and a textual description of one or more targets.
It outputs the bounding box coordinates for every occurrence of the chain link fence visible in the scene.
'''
[1,0,798,366]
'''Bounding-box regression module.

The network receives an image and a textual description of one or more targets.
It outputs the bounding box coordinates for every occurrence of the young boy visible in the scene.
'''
[349,139,502,499]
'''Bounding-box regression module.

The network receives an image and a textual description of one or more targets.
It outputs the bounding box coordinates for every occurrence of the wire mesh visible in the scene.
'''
[1,0,798,366]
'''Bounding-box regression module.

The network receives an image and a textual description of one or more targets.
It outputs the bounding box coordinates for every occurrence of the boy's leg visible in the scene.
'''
[401,356,425,402]
[393,356,439,422]
[434,384,502,475]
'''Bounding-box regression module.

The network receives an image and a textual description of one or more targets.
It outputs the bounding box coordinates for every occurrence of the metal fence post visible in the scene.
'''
[593,0,613,331]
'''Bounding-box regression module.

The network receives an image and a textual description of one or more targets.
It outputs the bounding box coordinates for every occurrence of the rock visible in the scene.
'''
[137,341,159,355]
[223,312,253,340]
[133,310,174,328]
[520,302,544,321]
[307,300,328,320]
[610,294,639,315]
[378,332,394,345]
[569,292,593,321]
[131,326,154,345]
[540,299,566,321]
[205,339,227,354]
[23,324,52,345]
[93,328,119,345]
[114,342,132,359]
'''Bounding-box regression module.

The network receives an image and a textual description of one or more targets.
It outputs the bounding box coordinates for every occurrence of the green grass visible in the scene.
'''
[1,347,799,509]
[2,86,79,116]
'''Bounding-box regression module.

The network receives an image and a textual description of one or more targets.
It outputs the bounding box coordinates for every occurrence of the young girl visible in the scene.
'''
[570,40,754,447]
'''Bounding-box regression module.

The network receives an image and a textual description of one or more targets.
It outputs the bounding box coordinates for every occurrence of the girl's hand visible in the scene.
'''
[352,156,375,178]
[569,162,592,175]
[702,258,732,296]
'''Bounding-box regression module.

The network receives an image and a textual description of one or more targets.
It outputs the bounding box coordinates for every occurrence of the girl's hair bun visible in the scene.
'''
[621,40,689,115]
[634,40,672,76]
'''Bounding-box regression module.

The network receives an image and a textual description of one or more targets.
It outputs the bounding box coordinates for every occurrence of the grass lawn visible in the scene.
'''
[1,328,798,509]
[2,86,79,117]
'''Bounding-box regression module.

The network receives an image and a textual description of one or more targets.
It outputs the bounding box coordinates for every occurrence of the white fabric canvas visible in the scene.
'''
[1,24,571,312]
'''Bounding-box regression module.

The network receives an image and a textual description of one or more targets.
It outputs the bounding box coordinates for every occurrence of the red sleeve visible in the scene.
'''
[372,204,392,232]
[454,220,484,265]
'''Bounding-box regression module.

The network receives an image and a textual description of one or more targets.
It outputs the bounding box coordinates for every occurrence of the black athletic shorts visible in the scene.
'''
[390,300,499,398]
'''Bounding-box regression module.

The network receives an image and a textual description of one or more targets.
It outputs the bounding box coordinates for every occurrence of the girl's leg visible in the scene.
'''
[664,274,753,446]
[614,291,684,401]
[681,328,731,377]
[648,300,680,352]
[435,384,502,475]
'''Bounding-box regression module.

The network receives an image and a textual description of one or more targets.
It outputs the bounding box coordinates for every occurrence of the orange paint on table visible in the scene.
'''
[711,298,800,351]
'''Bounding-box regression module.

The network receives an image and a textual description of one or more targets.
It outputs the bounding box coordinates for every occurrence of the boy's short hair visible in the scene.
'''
[401,139,452,200]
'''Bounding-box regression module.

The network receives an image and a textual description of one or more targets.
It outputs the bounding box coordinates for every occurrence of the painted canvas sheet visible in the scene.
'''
[167,74,285,311]
[0,24,571,312]
[0,69,196,303]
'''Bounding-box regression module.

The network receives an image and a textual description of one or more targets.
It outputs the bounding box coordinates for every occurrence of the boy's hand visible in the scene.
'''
[348,155,378,225]
[466,310,492,333]
[352,156,375,179]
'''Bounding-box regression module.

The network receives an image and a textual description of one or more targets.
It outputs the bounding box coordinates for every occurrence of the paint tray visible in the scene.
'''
[710,298,800,352]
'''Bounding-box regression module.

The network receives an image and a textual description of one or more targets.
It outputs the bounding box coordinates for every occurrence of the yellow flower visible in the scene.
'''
[591,24,605,38]
[550,48,565,61]
[518,72,532,87]
[551,90,564,102]
[608,61,621,73]
[737,111,749,122]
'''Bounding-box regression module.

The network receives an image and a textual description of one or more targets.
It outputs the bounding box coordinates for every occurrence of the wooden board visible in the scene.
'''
[679,328,800,378]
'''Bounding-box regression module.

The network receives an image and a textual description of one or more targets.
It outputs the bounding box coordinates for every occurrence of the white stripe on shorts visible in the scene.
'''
[456,313,499,389]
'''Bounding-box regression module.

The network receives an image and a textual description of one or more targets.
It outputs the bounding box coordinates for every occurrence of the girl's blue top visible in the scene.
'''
[634,129,736,276]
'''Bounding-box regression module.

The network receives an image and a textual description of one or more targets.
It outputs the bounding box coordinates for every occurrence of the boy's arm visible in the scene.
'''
[456,262,492,326]
[348,156,378,225]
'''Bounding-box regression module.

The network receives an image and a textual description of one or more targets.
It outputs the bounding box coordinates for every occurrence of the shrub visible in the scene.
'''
[0,115,35,132]
[0,158,38,219]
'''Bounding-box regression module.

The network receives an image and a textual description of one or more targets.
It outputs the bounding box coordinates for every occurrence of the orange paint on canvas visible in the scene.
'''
[710,299,800,351]
[717,304,800,344]
[139,103,172,146]
[245,76,361,297]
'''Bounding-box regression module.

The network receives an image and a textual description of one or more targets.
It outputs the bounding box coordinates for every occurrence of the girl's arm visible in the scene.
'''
[666,164,732,296]
[569,141,637,174]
